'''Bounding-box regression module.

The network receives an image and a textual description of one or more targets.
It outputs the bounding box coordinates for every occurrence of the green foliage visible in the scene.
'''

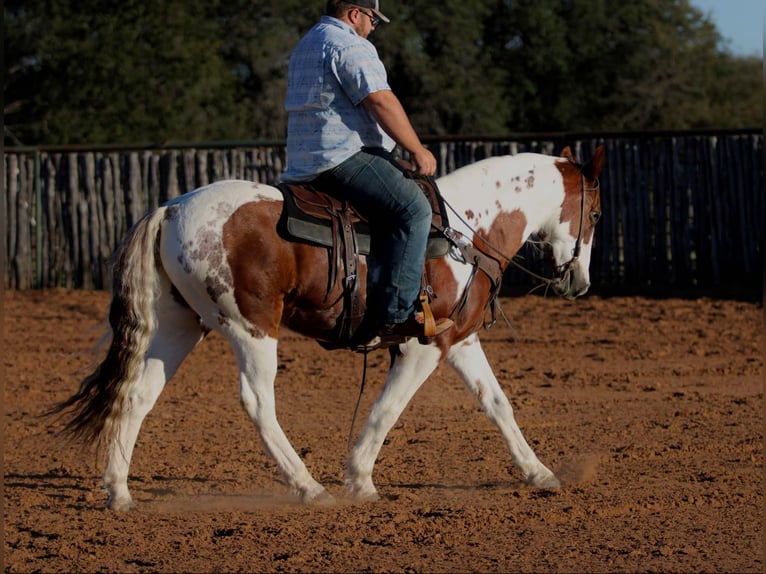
[375,0,510,134]
[3,0,762,146]
[5,0,243,144]
[214,0,320,140]
[704,54,763,128]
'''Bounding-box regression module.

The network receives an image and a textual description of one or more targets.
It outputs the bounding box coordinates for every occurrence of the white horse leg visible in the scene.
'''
[346,341,443,501]
[446,334,560,488]
[225,327,332,505]
[104,300,204,511]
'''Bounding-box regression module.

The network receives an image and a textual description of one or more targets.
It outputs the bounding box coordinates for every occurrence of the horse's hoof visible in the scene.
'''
[346,484,380,502]
[106,495,134,512]
[354,490,380,503]
[297,483,336,506]
[527,472,561,489]
[305,490,336,506]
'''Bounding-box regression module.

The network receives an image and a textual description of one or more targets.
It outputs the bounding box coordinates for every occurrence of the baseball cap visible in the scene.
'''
[354,0,390,23]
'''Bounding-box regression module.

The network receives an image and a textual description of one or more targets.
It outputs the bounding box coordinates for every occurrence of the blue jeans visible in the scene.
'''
[313,148,432,324]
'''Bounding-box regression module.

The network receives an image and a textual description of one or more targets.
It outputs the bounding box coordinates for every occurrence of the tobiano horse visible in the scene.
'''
[51,145,605,510]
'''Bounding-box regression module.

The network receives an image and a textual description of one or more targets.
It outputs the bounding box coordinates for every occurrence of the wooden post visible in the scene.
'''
[7,155,20,288]
[77,154,94,288]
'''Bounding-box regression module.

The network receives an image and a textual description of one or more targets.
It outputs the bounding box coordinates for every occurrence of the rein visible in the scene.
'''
[348,350,370,449]
[347,171,598,448]
[441,172,599,291]
[555,175,600,281]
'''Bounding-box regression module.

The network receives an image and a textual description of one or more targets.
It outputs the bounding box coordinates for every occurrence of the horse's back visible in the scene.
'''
[437,153,561,191]
[164,179,282,215]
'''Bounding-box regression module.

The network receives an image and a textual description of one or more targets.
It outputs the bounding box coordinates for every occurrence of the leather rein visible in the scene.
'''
[436,172,599,330]
[348,172,598,448]
[556,174,600,284]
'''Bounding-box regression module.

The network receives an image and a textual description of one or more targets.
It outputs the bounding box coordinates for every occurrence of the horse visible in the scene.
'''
[50,145,605,510]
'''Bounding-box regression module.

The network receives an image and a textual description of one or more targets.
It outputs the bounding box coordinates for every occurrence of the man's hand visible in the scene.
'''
[409,145,436,176]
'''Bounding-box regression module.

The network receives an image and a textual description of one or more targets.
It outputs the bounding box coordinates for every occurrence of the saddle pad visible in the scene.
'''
[277,183,372,254]
[277,179,450,259]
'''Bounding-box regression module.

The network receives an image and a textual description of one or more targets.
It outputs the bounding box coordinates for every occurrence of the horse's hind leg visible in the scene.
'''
[346,342,443,501]
[103,295,204,511]
[222,324,332,504]
[446,334,560,488]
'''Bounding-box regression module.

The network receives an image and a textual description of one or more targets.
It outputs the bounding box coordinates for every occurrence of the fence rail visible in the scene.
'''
[3,130,763,297]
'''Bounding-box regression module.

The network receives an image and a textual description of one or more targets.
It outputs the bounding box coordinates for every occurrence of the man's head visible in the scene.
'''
[326,1,390,37]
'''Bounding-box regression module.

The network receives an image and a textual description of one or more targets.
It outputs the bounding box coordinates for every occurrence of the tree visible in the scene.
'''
[484,0,572,131]
[374,0,510,135]
[599,0,724,129]
[4,0,241,144]
[483,0,751,132]
[215,0,318,141]
[703,54,762,128]
[4,0,762,146]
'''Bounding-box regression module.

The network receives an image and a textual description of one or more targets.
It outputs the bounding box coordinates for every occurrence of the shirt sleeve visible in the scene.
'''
[331,41,391,106]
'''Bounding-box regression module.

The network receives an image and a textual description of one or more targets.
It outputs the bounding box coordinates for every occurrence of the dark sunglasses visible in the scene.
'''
[357,8,380,27]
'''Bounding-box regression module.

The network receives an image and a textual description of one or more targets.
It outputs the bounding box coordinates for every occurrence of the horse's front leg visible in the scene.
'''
[346,341,443,501]
[446,334,560,488]
[228,328,333,505]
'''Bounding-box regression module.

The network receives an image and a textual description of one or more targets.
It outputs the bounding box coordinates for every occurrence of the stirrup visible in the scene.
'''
[416,316,454,345]
[418,292,437,337]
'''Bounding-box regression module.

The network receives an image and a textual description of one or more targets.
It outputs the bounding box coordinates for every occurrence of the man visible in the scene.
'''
[282,0,453,344]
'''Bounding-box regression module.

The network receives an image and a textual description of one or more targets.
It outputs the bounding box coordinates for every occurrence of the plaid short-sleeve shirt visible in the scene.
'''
[282,16,395,182]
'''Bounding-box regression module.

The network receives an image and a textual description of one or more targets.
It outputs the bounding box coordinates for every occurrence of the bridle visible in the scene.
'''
[554,174,600,283]
[441,171,600,290]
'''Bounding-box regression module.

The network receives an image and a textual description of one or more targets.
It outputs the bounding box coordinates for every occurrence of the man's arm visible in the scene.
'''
[362,89,436,176]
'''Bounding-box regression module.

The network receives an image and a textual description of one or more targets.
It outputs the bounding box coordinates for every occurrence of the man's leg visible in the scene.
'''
[312,149,430,325]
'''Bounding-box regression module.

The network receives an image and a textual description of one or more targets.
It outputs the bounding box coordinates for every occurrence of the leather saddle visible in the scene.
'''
[277,175,450,259]
[277,175,451,349]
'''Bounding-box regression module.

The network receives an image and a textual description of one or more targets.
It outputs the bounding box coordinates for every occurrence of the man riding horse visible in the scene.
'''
[282,0,454,347]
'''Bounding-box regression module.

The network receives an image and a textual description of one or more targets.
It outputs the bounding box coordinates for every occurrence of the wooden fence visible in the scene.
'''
[3,130,763,298]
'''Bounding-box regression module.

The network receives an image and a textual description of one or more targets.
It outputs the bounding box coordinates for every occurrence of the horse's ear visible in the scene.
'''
[583,145,606,180]
[560,146,576,163]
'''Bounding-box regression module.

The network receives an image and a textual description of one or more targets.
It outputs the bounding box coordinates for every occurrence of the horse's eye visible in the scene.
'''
[590,210,601,224]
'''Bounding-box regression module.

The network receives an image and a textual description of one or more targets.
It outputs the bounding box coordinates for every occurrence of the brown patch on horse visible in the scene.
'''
[222,200,296,339]
[420,257,465,354]
[222,199,349,341]
[555,147,604,242]
[434,208,526,346]
[479,209,527,257]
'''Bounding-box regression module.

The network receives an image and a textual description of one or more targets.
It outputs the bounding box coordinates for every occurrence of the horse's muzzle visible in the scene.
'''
[552,261,590,300]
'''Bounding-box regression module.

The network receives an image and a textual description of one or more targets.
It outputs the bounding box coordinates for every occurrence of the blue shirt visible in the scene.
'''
[282,16,395,182]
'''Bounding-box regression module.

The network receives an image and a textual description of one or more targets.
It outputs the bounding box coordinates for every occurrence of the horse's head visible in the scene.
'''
[543,145,605,300]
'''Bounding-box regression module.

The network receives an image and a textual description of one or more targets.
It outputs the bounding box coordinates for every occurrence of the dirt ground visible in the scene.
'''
[3,288,763,573]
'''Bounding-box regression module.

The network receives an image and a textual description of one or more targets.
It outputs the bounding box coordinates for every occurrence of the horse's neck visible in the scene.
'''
[439,155,563,249]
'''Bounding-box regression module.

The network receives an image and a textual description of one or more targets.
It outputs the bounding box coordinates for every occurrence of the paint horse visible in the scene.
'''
[52,145,604,510]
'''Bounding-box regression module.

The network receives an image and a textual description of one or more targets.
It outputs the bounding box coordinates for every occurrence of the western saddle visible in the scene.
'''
[277,174,451,350]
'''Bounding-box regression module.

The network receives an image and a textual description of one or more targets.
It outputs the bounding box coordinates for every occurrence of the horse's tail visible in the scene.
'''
[47,206,166,450]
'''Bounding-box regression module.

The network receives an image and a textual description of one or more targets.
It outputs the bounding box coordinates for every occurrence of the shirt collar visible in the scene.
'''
[319,15,359,36]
